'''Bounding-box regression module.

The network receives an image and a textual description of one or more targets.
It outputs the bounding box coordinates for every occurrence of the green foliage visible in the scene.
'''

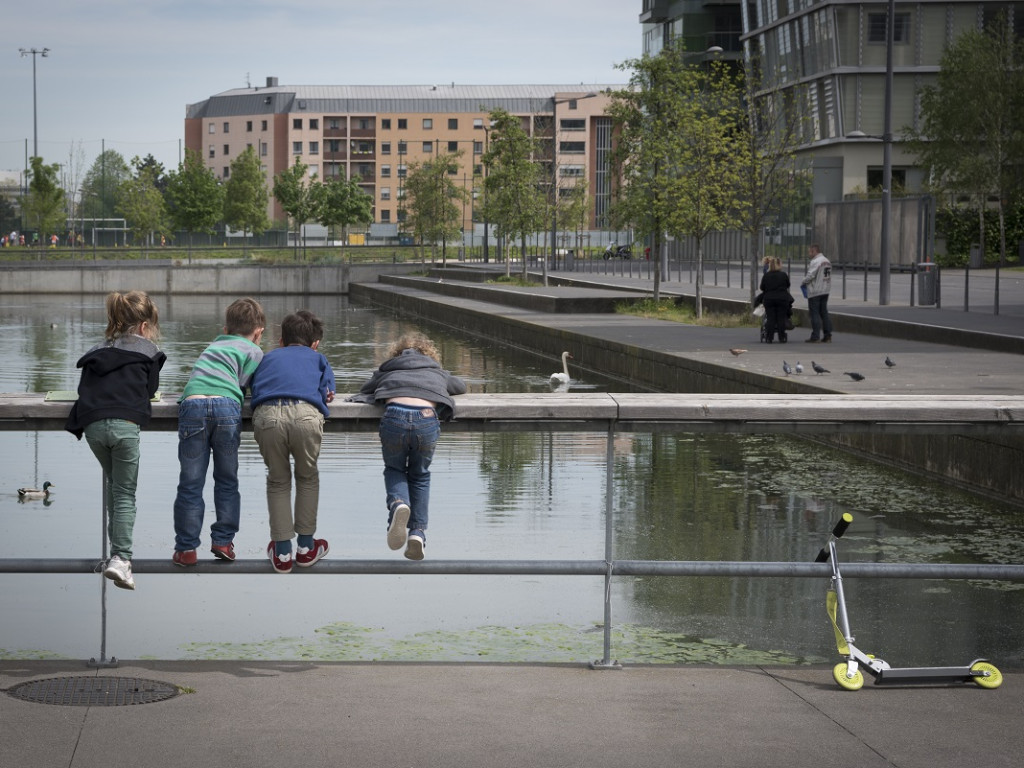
[79,149,130,220]
[401,151,470,256]
[273,160,322,256]
[22,156,66,245]
[223,146,269,241]
[165,149,224,243]
[117,162,168,249]
[936,204,1024,266]
[318,176,373,238]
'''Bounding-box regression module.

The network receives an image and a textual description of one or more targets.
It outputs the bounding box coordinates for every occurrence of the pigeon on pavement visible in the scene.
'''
[885,356,896,368]
[730,348,748,356]
[783,360,792,376]
[844,371,865,381]
[811,361,829,375]
[795,361,804,374]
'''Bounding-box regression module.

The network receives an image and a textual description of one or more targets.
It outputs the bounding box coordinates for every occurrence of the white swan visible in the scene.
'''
[550,351,573,386]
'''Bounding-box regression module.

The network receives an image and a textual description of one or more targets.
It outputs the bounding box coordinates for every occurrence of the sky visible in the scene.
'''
[1,0,639,183]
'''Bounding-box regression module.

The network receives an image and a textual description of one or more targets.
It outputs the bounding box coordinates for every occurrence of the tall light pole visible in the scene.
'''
[19,47,50,160]
[550,92,598,285]
[879,0,895,305]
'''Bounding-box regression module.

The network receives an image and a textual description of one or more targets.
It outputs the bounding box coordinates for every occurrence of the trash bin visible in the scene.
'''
[969,244,983,268]
[917,262,936,306]
[565,249,575,271]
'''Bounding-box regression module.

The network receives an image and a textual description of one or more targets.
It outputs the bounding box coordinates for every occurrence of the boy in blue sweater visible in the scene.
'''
[250,310,336,573]
[172,298,265,566]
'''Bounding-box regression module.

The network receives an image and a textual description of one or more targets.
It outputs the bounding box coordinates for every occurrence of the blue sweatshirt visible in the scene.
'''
[250,345,336,417]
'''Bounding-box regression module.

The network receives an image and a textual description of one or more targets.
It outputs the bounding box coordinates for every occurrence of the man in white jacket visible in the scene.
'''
[801,243,833,343]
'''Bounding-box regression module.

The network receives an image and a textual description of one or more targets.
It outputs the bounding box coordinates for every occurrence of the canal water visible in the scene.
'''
[2,294,1022,667]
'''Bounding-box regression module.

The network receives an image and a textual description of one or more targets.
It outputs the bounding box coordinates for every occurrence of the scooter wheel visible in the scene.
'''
[832,663,864,691]
[970,661,1003,689]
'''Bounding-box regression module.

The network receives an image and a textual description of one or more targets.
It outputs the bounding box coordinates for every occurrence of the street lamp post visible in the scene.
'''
[879,0,895,306]
[19,47,50,160]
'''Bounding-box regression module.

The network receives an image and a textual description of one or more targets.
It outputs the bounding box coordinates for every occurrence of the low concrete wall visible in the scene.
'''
[0,261,424,295]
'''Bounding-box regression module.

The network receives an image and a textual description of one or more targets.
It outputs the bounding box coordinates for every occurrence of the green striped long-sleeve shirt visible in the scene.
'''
[178,335,264,404]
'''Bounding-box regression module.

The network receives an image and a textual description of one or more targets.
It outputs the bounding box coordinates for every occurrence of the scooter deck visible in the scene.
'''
[873,665,981,684]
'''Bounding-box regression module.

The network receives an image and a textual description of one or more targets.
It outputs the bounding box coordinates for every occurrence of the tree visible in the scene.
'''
[273,160,323,260]
[79,149,131,223]
[480,109,546,278]
[165,148,225,260]
[557,175,590,256]
[907,13,1024,267]
[223,146,269,254]
[610,45,747,314]
[22,157,66,249]
[318,176,374,245]
[133,154,169,194]
[737,56,805,303]
[118,159,168,255]
[401,152,470,264]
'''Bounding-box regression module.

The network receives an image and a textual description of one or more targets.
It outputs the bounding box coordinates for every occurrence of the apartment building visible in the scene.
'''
[185,80,618,237]
[642,0,1021,203]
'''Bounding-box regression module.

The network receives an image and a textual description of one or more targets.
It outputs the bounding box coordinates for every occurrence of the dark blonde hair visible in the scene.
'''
[105,291,159,340]
[388,332,440,362]
[280,310,324,347]
[225,297,265,336]
[768,257,783,271]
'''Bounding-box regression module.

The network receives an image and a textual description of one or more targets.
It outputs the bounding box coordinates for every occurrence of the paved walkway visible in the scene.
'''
[1,662,1020,768]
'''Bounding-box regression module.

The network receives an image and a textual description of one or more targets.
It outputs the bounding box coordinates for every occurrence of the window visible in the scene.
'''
[223,122,230,133]
[223,167,230,178]
[473,141,483,154]
[868,12,911,44]
[423,141,433,153]
[397,187,406,199]
[293,141,303,154]
[397,141,407,154]
[260,142,268,157]
[223,144,229,155]
[397,164,407,178]
[307,164,318,177]
[327,139,341,152]
[448,164,458,176]
[559,141,585,154]
[381,118,392,130]
[208,145,215,159]
[309,141,319,155]
[209,123,216,134]
[398,118,408,130]
[560,165,585,177]
[261,120,268,131]
[381,165,391,178]
[358,118,373,130]
[474,118,484,129]
[473,164,483,176]
[397,209,407,222]
[381,141,391,155]
[422,118,433,129]
[294,118,304,129]
[868,167,906,189]
[246,120,253,132]
[353,141,373,155]
[327,118,342,130]
[380,209,391,223]
[560,118,585,131]
[448,118,458,130]
[310,118,319,130]
[380,186,391,200]
[448,141,459,153]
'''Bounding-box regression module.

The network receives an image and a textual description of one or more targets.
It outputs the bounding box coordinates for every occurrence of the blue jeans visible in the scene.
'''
[808,294,833,340]
[173,397,242,551]
[379,403,440,531]
[84,419,141,560]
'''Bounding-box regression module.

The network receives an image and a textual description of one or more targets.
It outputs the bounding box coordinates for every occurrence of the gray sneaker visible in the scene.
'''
[103,555,135,590]
[387,503,411,550]
[405,529,426,561]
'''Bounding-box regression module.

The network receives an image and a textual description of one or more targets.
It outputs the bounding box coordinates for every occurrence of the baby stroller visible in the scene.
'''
[753,294,769,343]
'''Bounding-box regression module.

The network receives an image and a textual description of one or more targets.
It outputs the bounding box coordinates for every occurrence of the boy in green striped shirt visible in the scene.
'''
[172,298,265,566]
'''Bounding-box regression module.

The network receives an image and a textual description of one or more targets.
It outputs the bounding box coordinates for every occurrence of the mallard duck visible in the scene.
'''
[18,481,54,499]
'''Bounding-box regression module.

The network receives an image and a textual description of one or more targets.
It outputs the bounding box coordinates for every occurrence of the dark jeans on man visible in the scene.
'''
[808,294,833,340]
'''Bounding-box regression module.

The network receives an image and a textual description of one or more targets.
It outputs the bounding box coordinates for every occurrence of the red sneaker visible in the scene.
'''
[211,543,235,562]
[295,539,329,568]
[267,542,293,574]
[172,549,197,567]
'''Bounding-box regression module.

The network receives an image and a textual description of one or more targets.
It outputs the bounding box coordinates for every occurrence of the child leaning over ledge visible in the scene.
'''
[250,310,336,574]
[347,332,466,561]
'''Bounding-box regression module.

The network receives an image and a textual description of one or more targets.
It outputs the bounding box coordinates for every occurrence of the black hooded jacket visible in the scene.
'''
[64,336,167,439]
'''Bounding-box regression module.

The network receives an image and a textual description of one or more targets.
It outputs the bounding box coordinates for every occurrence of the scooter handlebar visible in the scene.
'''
[813,513,854,562]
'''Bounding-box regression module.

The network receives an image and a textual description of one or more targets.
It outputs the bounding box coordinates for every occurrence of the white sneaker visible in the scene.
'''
[404,530,426,561]
[387,503,411,550]
[103,555,135,590]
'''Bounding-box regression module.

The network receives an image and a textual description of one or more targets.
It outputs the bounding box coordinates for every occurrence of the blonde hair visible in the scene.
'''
[105,291,159,340]
[388,332,440,362]
[768,257,783,272]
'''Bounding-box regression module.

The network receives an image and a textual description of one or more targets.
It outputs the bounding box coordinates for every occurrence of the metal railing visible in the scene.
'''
[4,392,1024,668]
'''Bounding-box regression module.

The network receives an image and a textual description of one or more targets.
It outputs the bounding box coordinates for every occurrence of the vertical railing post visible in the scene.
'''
[89,471,118,668]
[591,422,622,670]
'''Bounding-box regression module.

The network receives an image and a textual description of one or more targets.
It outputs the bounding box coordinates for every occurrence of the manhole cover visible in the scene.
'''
[6,676,180,706]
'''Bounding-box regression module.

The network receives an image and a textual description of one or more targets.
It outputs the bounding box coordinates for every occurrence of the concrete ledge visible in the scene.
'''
[379,274,626,313]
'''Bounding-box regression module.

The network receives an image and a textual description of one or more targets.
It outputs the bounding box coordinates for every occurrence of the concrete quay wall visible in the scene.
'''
[349,281,1024,506]
[0,261,424,295]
